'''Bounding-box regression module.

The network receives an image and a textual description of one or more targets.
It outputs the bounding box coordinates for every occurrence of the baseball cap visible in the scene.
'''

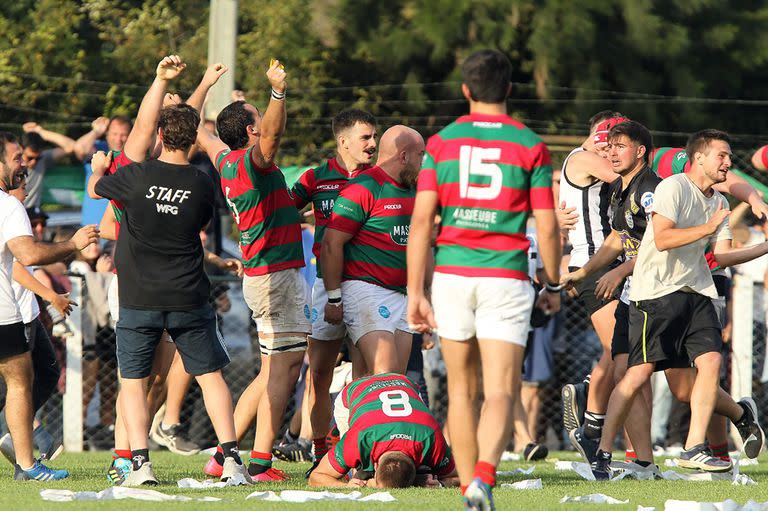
[593,117,630,147]
[26,206,49,222]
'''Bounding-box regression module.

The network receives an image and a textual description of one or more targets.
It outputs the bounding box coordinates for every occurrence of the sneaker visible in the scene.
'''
[523,442,548,461]
[463,477,494,511]
[676,444,732,473]
[151,423,201,456]
[251,466,289,482]
[221,458,252,484]
[0,433,15,465]
[273,440,312,463]
[592,449,612,480]
[562,382,588,433]
[121,461,159,486]
[107,457,132,485]
[204,456,224,478]
[568,426,599,466]
[20,459,69,481]
[735,397,765,459]
[13,464,29,481]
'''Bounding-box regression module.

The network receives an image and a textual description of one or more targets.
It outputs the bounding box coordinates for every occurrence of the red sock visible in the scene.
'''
[313,437,328,458]
[473,461,496,487]
[249,450,272,468]
[625,449,637,461]
[114,449,132,460]
[709,442,729,460]
[460,485,468,495]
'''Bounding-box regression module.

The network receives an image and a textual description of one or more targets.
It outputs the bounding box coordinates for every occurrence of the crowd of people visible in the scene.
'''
[0,47,766,510]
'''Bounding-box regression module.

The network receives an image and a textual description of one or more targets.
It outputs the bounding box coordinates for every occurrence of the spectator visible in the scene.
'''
[21,123,76,209]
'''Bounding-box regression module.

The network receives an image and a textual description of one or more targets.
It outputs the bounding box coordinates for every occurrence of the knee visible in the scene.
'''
[621,365,652,391]
[694,352,721,375]
[670,383,690,403]
[613,363,627,385]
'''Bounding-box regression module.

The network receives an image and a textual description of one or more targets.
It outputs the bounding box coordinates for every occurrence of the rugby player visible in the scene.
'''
[406,49,561,511]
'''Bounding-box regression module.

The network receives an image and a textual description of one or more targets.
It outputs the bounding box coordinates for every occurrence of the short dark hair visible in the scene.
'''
[21,132,45,153]
[376,453,416,488]
[589,110,624,131]
[216,101,257,150]
[332,109,376,138]
[0,132,19,163]
[158,104,200,152]
[686,129,731,162]
[461,50,512,104]
[608,120,654,164]
[108,115,133,132]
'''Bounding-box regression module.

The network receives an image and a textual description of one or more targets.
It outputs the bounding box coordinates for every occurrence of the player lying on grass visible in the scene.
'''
[309,373,458,488]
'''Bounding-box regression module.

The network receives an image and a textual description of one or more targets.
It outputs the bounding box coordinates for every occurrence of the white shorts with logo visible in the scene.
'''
[310,277,347,341]
[431,272,534,347]
[341,280,409,344]
[243,268,311,336]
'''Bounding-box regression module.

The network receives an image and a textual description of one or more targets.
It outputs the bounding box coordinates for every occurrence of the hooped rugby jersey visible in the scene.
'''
[418,113,554,279]
[330,373,454,477]
[327,166,414,293]
[216,147,303,276]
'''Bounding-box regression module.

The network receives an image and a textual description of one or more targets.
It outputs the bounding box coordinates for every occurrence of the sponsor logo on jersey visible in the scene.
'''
[390,224,410,245]
[472,121,502,129]
[389,433,413,440]
[629,192,639,214]
[317,184,340,190]
[641,191,654,213]
[625,209,634,229]
[383,204,402,210]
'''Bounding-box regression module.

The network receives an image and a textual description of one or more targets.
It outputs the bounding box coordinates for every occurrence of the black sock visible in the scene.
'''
[734,403,748,426]
[584,411,605,440]
[213,445,225,465]
[635,460,652,467]
[131,449,149,471]
[248,462,270,477]
[221,441,242,465]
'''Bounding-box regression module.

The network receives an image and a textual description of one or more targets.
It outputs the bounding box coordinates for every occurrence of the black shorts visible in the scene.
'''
[611,300,629,358]
[569,261,622,317]
[628,292,722,371]
[116,305,230,379]
[0,322,29,359]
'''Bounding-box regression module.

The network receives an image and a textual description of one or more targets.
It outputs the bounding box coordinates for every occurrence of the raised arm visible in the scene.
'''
[87,151,113,199]
[249,60,287,169]
[196,123,230,168]
[123,55,187,162]
[186,63,228,113]
[568,150,618,184]
[74,117,109,161]
[7,227,98,267]
[23,122,75,160]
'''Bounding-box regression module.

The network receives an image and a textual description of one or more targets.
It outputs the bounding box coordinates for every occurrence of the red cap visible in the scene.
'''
[593,117,630,146]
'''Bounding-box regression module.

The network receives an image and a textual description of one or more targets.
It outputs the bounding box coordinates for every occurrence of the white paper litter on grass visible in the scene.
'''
[555,461,576,471]
[637,506,656,511]
[246,490,396,503]
[498,466,535,476]
[177,475,250,488]
[663,499,768,511]
[500,478,542,490]
[41,487,223,502]
[501,451,522,462]
[560,494,628,505]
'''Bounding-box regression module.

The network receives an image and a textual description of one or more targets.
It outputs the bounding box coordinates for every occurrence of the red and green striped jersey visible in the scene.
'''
[291,158,367,276]
[328,166,414,293]
[107,150,134,238]
[418,113,554,280]
[650,147,720,271]
[330,373,454,477]
[216,147,304,276]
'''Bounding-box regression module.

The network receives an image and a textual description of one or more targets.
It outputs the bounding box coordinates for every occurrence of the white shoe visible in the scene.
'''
[0,433,15,465]
[221,458,252,485]
[121,461,159,486]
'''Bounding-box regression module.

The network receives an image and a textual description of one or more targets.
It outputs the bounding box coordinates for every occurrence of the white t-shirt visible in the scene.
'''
[11,262,40,324]
[630,174,732,301]
[0,190,34,325]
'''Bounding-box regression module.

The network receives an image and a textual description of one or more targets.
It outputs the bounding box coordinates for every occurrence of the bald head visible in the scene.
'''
[376,125,425,187]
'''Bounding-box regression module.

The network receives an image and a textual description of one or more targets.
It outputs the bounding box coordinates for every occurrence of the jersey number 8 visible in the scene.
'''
[379,390,413,418]
[459,146,502,200]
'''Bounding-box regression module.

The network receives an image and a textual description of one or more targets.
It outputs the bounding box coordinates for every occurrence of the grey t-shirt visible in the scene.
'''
[23,148,56,208]
[629,173,731,301]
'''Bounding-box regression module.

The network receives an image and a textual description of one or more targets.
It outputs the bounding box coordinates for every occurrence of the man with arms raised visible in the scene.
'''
[291,108,377,474]
[197,61,308,482]
[321,125,423,376]
[88,104,246,486]
[406,49,561,511]
[309,373,457,489]
[0,132,99,480]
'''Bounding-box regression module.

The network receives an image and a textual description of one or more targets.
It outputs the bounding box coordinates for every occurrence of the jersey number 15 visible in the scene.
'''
[459,146,502,200]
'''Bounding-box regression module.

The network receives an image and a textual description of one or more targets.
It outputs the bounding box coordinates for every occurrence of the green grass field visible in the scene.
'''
[2,451,767,510]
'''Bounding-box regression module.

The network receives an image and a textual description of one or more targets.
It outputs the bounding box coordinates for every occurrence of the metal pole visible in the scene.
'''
[63,276,84,453]
[730,273,754,448]
[206,0,238,121]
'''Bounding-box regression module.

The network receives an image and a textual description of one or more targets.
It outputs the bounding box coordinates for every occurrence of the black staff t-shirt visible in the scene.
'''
[95,159,215,311]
